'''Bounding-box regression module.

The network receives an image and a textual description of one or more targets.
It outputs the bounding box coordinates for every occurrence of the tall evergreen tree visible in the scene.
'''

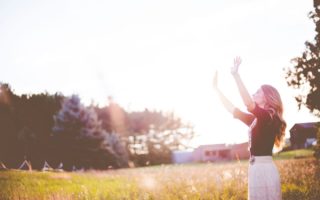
[53,95,127,170]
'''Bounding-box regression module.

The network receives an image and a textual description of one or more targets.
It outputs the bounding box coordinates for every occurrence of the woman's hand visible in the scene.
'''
[213,70,218,90]
[231,56,254,109]
[231,57,242,75]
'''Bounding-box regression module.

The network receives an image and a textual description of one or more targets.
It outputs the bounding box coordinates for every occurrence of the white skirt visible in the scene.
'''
[248,156,281,200]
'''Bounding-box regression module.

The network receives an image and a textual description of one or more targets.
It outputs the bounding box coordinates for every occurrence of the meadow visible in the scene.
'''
[0,150,319,200]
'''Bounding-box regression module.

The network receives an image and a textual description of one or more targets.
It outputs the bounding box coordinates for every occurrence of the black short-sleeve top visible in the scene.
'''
[233,104,280,156]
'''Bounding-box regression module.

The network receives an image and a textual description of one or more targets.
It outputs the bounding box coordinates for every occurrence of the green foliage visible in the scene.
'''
[127,111,195,166]
[0,83,194,169]
[284,1,320,117]
[284,0,320,162]
[52,95,128,170]
[0,83,63,169]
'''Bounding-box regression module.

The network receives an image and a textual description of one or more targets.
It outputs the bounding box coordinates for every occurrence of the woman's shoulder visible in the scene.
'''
[268,112,281,128]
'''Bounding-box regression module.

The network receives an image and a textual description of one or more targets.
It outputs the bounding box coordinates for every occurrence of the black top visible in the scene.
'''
[233,104,280,156]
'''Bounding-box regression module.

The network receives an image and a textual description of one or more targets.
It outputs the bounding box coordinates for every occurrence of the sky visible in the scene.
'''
[0,0,319,148]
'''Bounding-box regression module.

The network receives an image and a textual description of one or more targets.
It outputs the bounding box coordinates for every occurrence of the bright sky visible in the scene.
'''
[0,0,319,147]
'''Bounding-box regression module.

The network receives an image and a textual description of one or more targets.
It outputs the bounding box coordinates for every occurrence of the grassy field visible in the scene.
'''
[273,149,315,160]
[0,153,319,200]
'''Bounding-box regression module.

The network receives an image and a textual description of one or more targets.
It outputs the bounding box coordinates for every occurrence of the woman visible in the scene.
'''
[213,57,286,200]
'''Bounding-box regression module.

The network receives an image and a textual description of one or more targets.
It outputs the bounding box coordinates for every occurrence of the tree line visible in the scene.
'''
[0,84,195,171]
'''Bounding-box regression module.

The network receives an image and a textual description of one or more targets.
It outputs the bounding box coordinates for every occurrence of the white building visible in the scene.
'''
[172,142,249,164]
[172,150,194,164]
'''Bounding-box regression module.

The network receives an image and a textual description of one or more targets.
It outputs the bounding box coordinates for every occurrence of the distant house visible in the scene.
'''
[230,142,250,160]
[290,122,320,149]
[172,142,250,164]
[193,144,232,162]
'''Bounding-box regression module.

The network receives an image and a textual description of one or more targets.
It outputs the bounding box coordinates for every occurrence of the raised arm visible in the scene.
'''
[213,70,255,126]
[213,71,235,114]
[231,57,255,111]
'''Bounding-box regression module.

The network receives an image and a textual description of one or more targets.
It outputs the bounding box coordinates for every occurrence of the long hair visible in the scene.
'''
[261,84,286,148]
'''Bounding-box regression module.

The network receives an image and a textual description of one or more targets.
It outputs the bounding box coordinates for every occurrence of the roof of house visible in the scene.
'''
[290,122,320,133]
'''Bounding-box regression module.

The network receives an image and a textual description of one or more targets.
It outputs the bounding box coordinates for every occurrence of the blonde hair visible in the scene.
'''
[261,84,286,148]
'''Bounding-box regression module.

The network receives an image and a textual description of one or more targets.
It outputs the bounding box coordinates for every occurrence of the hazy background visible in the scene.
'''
[0,0,318,147]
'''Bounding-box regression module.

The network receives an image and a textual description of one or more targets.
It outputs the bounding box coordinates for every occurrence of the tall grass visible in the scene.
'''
[0,158,319,200]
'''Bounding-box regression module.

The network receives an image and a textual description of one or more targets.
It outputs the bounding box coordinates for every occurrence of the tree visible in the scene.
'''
[285,0,320,116]
[103,132,129,168]
[95,97,130,136]
[52,95,128,170]
[15,93,63,169]
[0,83,64,169]
[285,0,320,159]
[126,110,195,166]
[0,83,24,168]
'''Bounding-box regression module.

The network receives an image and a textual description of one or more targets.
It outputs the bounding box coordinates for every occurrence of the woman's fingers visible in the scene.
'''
[231,57,241,75]
[234,57,242,67]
